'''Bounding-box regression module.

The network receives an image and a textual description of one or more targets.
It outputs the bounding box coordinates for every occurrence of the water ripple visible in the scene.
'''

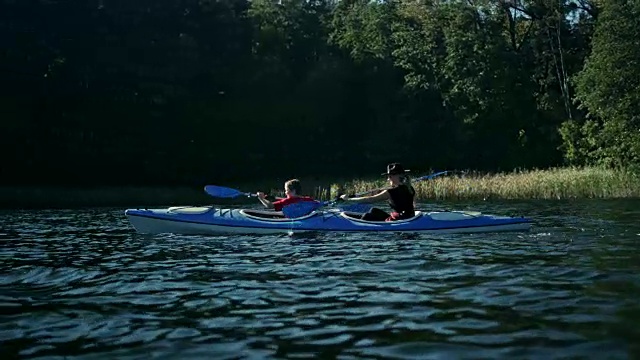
[1,202,639,359]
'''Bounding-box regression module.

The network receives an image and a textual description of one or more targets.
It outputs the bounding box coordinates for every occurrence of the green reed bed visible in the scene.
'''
[331,167,640,201]
[3,167,638,208]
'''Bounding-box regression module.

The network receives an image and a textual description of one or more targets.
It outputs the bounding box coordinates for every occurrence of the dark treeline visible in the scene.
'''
[1,0,638,187]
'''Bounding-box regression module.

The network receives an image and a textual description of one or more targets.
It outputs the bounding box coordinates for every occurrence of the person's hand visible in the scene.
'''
[257,192,266,200]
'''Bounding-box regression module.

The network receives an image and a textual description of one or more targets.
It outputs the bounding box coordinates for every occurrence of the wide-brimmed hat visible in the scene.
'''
[381,163,411,176]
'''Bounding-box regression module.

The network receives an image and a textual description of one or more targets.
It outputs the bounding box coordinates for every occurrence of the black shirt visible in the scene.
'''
[387,184,415,218]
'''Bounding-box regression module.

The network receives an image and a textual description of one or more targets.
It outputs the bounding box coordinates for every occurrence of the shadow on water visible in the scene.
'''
[1,200,639,358]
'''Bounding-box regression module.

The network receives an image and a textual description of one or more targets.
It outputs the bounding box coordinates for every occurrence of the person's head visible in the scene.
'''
[381,163,410,186]
[284,179,302,197]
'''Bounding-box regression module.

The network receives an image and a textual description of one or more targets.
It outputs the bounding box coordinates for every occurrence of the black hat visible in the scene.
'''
[381,163,411,176]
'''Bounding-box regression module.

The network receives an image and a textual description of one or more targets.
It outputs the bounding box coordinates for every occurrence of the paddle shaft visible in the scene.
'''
[204,185,281,200]
[345,171,450,198]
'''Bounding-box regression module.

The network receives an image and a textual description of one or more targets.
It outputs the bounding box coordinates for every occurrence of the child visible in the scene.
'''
[257,179,317,211]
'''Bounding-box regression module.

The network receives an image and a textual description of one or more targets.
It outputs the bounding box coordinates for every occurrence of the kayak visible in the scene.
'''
[124,206,532,235]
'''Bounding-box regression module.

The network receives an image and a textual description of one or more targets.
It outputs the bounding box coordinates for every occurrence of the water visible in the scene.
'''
[1,200,640,359]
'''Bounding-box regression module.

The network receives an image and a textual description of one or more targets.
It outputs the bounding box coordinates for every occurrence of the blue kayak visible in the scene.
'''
[124,206,532,235]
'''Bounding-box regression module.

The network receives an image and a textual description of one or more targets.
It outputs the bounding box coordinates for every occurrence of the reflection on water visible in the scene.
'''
[1,200,639,359]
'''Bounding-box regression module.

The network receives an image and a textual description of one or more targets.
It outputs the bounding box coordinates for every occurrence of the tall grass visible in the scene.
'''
[2,167,637,208]
[330,167,640,200]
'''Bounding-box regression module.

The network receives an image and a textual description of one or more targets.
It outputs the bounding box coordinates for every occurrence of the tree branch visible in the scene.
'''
[575,0,599,19]
[501,0,541,21]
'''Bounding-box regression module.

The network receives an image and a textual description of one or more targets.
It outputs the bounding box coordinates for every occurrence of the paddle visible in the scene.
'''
[204,185,258,198]
[282,170,450,218]
[203,185,279,201]
[344,171,451,199]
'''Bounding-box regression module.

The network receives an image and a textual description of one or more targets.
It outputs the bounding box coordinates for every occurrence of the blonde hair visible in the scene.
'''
[285,179,302,194]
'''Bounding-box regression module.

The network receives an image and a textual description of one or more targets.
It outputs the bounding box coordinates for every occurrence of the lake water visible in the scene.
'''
[1,200,640,359]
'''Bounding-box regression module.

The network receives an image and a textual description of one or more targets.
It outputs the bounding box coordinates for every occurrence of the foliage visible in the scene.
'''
[0,0,635,187]
[569,0,640,168]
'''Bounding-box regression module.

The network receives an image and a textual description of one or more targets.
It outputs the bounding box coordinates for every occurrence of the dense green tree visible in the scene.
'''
[0,0,634,187]
[562,0,640,168]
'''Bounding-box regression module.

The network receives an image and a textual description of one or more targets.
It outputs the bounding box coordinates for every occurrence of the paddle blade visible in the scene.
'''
[282,201,323,218]
[204,185,248,198]
[414,170,449,182]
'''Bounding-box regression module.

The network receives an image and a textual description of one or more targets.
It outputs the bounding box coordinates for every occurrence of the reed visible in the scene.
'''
[329,167,640,200]
[2,167,637,209]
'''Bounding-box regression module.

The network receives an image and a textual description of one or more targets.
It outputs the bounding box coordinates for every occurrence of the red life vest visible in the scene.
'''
[272,196,316,211]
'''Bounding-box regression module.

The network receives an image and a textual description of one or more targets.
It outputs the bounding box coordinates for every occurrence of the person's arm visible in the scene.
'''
[257,192,275,209]
[340,190,389,203]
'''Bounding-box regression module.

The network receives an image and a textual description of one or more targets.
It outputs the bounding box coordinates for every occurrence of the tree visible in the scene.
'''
[564,0,640,167]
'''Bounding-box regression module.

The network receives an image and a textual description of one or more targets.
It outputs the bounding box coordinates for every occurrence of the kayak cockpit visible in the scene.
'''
[168,206,214,214]
[239,209,318,221]
[340,211,424,223]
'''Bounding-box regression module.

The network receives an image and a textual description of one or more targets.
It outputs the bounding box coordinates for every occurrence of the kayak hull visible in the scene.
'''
[124,206,532,235]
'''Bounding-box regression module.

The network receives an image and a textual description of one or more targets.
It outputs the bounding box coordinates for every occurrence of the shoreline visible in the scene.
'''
[1,167,638,209]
